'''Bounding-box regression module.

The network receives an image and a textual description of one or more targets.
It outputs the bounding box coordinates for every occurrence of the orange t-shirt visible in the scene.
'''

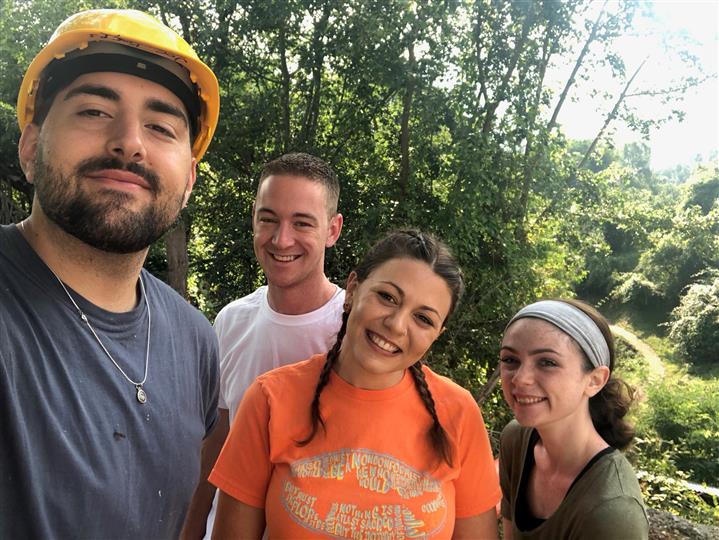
[210,354,500,538]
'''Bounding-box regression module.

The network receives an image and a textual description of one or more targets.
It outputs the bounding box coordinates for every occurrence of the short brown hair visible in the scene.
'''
[258,153,340,215]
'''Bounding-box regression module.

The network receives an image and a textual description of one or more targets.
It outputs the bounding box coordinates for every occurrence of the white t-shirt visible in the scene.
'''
[215,285,345,421]
[204,284,345,538]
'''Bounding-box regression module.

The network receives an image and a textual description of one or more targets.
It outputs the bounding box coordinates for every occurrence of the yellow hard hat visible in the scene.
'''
[16,9,219,161]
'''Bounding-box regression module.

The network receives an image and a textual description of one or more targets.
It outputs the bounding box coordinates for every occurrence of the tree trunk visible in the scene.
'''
[480,7,535,136]
[278,27,292,152]
[398,41,415,203]
[300,6,331,148]
[165,217,189,299]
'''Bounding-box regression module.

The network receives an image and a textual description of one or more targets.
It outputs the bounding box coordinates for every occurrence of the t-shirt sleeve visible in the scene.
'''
[581,496,649,539]
[208,379,272,508]
[213,308,229,410]
[202,324,220,437]
[453,396,502,518]
[498,422,515,520]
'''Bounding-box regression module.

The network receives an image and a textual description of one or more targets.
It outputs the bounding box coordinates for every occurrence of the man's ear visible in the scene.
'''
[181,158,197,208]
[585,366,610,398]
[325,213,343,248]
[18,124,39,184]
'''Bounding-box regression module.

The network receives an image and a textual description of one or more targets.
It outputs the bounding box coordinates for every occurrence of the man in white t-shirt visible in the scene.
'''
[181,152,344,539]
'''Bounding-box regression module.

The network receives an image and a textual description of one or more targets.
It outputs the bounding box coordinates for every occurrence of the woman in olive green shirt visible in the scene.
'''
[498,299,648,539]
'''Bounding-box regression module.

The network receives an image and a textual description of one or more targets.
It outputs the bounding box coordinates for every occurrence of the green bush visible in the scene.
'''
[668,271,719,366]
[615,333,719,524]
[629,435,719,525]
[614,337,647,379]
[680,165,719,215]
[636,375,719,487]
[611,272,664,307]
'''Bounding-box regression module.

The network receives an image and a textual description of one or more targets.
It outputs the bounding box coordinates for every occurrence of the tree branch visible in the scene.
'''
[531,56,649,229]
[480,5,536,136]
[548,0,608,131]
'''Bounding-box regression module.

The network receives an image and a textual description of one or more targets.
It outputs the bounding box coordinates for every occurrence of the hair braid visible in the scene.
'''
[409,362,453,466]
[297,311,349,446]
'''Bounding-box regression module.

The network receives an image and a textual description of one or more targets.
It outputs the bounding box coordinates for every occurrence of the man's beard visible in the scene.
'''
[33,149,187,254]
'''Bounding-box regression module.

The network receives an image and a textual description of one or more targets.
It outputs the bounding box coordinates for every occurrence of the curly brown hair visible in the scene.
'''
[558,299,637,450]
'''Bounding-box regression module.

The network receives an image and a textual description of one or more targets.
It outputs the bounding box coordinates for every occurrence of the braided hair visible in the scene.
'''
[297,230,464,466]
[296,311,348,445]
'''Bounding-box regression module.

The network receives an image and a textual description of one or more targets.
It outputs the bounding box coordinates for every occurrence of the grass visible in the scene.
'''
[606,303,719,525]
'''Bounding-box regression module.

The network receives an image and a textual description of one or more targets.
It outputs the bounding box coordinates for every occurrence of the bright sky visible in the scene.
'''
[552,1,718,171]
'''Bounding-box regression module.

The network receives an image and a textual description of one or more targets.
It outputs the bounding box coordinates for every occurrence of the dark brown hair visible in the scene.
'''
[258,152,340,215]
[558,299,637,450]
[297,230,464,466]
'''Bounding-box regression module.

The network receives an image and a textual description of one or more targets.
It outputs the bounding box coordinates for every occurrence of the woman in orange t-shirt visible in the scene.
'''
[210,230,501,539]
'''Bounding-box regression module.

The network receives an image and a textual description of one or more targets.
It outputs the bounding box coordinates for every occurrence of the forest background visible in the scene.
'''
[1,0,717,528]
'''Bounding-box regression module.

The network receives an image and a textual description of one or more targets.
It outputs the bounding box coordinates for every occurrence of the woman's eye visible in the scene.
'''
[500,356,517,365]
[416,314,434,327]
[539,358,558,367]
[377,291,396,303]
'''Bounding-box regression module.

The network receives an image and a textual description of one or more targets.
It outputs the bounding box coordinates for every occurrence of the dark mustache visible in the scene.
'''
[75,157,160,193]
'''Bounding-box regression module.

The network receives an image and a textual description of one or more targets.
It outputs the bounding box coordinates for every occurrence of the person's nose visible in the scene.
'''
[271,221,295,250]
[383,308,409,337]
[511,362,534,386]
[105,115,147,163]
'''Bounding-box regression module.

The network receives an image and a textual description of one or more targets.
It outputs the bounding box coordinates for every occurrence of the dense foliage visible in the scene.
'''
[669,270,719,366]
[1,0,707,389]
[595,165,719,321]
[616,339,719,524]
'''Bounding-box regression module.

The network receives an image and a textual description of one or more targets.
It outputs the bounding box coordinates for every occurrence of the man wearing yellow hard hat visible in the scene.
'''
[1,9,221,538]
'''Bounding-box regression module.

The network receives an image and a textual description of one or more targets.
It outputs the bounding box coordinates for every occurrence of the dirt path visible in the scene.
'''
[610,324,665,377]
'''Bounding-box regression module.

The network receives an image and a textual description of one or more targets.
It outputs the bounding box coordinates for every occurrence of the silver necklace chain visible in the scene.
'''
[19,220,151,404]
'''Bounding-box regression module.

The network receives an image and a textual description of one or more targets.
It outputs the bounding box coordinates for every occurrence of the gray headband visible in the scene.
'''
[506,300,610,368]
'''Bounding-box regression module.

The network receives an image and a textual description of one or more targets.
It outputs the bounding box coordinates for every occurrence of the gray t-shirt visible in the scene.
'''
[0,224,219,539]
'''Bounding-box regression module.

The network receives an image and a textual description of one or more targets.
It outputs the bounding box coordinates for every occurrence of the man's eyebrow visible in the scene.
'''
[147,98,188,127]
[291,212,318,222]
[255,208,319,222]
[64,84,120,102]
[378,280,441,317]
[62,86,189,128]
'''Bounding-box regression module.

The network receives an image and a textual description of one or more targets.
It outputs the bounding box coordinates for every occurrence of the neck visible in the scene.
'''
[334,348,405,390]
[534,412,608,473]
[19,213,147,313]
[266,275,336,315]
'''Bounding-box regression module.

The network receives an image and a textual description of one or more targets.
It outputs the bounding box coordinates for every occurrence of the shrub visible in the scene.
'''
[611,272,664,307]
[637,375,719,487]
[616,333,719,524]
[668,271,719,366]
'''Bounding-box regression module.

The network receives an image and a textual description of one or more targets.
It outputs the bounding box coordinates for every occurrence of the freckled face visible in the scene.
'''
[335,258,452,390]
[499,318,598,429]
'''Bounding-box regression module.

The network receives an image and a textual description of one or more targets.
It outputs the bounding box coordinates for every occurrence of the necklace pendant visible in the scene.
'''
[136,385,147,404]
